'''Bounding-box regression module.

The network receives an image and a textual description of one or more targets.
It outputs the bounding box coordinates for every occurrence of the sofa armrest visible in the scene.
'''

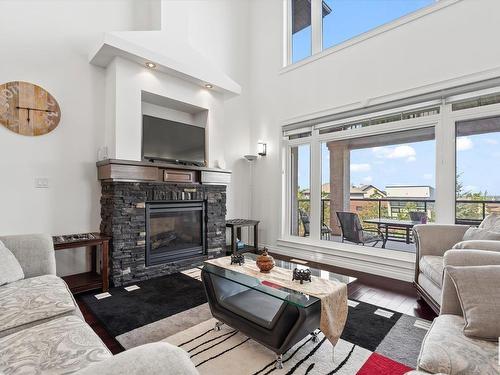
[74,343,198,375]
[413,224,469,267]
[453,240,500,252]
[441,249,500,316]
[0,234,56,278]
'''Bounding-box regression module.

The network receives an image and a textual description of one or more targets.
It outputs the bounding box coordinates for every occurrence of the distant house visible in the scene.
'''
[320,183,385,199]
[350,184,386,199]
[385,185,435,218]
[385,185,435,199]
[319,183,386,214]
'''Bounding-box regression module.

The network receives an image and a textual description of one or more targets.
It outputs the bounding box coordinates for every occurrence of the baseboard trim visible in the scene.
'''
[264,241,415,282]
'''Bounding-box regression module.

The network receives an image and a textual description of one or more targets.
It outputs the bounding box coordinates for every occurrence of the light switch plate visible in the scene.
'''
[35,177,49,188]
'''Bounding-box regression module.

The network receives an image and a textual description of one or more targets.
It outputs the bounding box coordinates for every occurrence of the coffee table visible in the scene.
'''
[199,254,355,369]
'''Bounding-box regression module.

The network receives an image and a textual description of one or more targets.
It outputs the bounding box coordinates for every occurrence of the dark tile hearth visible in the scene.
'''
[100,181,226,286]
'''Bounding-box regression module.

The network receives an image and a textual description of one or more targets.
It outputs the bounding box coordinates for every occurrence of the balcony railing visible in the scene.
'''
[455,199,500,225]
[296,198,500,240]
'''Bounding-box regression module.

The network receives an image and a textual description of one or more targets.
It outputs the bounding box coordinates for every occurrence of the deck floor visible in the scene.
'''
[327,235,416,253]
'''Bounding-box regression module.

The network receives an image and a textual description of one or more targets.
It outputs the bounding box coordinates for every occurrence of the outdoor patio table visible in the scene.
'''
[363,218,421,244]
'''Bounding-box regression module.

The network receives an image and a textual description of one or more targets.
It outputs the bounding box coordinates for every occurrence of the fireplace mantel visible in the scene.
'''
[97,159,231,185]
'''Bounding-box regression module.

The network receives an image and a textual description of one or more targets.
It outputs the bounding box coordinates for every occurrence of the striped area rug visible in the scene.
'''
[164,303,431,375]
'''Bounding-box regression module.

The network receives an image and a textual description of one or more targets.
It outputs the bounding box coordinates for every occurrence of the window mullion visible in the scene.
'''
[285,0,293,66]
[311,0,323,54]
[309,132,321,240]
[435,102,455,224]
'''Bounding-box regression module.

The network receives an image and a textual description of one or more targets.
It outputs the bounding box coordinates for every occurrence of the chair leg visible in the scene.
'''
[382,237,387,249]
[310,332,319,343]
[214,321,223,331]
[275,354,283,369]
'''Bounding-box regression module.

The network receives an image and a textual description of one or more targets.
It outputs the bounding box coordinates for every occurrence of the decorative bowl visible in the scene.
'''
[256,248,275,273]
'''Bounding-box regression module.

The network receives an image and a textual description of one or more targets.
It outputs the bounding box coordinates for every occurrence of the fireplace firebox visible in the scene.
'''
[145,201,206,266]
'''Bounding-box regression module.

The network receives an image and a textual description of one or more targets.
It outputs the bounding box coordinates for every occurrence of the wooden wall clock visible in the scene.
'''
[0,81,61,136]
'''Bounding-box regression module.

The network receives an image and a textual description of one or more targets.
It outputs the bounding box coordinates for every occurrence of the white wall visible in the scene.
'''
[103,0,253,220]
[247,0,500,247]
[161,0,254,220]
[0,0,162,275]
[141,102,206,128]
[0,0,252,275]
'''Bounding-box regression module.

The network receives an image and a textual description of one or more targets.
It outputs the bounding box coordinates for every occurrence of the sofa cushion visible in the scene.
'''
[75,343,198,375]
[446,265,500,340]
[0,241,24,286]
[462,227,500,242]
[417,315,499,375]
[479,213,500,230]
[419,255,444,287]
[219,288,288,329]
[0,275,77,337]
[417,273,442,306]
[0,316,111,375]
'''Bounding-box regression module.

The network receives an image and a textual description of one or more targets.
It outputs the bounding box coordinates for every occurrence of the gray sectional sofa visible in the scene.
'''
[409,249,500,374]
[414,216,500,313]
[0,234,198,375]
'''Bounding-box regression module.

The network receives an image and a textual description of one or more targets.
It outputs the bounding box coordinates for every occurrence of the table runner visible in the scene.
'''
[205,257,348,347]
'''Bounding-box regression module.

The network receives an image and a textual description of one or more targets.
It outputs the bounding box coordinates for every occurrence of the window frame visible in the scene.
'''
[281,87,500,259]
[283,0,458,69]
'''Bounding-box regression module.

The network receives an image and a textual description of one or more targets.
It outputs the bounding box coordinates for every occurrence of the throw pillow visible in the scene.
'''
[479,213,500,230]
[0,240,25,285]
[461,227,500,242]
[446,265,500,341]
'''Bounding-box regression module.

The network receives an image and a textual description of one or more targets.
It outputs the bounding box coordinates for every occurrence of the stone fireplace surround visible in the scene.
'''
[100,181,226,287]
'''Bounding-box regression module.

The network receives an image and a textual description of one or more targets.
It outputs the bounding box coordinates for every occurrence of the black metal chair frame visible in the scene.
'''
[299,209,332,240]
[336,211,387,248]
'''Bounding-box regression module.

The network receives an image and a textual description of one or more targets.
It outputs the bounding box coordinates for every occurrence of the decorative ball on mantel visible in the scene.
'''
[0,81,61,136]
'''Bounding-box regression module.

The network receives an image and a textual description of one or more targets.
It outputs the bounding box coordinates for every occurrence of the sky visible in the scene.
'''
[322,140,436,189]
[296,131,500,196]
[292,0,435,63]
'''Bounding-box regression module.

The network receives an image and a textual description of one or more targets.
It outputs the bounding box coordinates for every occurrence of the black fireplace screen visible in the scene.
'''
[146,201,206,266]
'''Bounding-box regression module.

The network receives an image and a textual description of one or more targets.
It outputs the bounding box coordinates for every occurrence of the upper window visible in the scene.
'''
[288,0,435,65]
[291,0,313,63]
[322,0,435,50]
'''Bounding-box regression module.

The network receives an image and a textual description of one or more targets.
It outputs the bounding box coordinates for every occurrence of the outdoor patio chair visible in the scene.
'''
[299,210,332,240]
[409,211,428,223]
[336,211,387,248]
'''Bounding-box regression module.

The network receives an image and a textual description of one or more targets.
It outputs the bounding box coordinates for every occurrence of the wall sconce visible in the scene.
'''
[257,141,267,156]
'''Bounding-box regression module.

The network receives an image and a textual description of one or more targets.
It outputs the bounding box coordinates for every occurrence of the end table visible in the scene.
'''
[53,233,110,294]
[225,219,260,254]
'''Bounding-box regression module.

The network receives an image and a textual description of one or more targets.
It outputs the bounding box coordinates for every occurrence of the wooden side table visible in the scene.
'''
[53,233,110,294]
[226,219,260,254]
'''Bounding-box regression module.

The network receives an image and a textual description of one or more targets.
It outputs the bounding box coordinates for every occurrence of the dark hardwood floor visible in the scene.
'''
[76,297,124,354]
[76,253,436,354]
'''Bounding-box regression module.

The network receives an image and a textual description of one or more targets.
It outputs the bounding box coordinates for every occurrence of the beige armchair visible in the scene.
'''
[412,250,500,374]
[413,224,470,313]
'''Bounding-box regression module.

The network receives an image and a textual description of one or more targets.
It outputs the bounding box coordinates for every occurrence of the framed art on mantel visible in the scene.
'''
[0,81,61,136]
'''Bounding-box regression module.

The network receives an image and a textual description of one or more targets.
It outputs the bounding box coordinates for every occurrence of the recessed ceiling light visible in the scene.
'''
[205,83,213,89]
[145,62,156,69]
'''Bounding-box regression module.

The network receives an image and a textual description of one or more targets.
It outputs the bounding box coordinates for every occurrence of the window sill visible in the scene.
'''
[281,0,460,75]
[267,236,415,281]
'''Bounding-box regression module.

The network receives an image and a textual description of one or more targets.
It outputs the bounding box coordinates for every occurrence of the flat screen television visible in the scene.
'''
[142,115,206,165]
